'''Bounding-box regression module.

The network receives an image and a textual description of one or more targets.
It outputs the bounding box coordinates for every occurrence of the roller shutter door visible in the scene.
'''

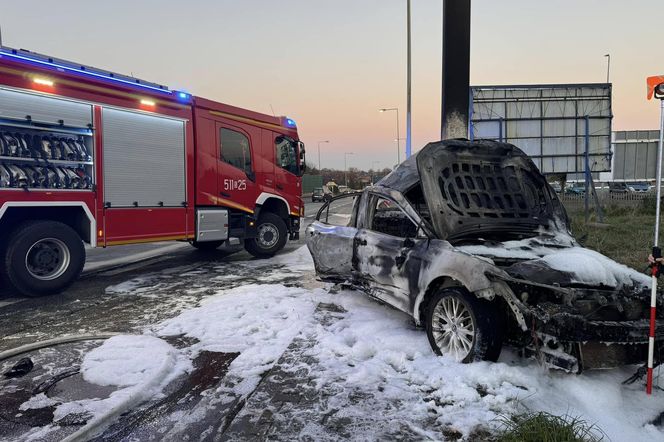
[0,87,93,128]
[103,108,186,207]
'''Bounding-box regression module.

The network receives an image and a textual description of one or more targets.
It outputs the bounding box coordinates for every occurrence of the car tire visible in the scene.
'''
[245,212,288,258]
[191,240,224,251]
[4,221,85,297]
[425,287,503,363]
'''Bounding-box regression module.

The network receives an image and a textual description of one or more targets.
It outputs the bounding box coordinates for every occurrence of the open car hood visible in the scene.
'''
[412,140,569,241]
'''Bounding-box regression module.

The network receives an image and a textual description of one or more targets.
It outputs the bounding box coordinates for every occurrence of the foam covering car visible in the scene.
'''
[306,139,664,372]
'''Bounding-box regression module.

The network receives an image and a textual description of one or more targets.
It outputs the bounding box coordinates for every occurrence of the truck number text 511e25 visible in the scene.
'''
[224,179,247,191]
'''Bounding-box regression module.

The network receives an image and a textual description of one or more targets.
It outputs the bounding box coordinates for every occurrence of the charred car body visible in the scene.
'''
[306,139,664,372]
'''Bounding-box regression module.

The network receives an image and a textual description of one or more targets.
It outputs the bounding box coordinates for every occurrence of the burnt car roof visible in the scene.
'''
[377,139,569,240]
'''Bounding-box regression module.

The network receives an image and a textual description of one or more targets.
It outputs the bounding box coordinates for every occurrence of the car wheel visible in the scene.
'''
[425,287,503,363]
[245,212,288,258]
[4,221,85,297]
[191,240,224,251]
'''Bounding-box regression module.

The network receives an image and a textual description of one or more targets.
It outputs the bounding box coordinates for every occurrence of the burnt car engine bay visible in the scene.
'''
[306,139,664,373]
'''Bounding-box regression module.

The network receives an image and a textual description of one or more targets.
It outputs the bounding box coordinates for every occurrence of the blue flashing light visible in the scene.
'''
[0,48,173,95]
[285,118,297,128]
[176,91,191,101]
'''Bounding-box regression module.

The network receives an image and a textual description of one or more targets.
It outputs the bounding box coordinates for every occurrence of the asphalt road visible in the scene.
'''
[0,201,325,306]
[0,200,331,440]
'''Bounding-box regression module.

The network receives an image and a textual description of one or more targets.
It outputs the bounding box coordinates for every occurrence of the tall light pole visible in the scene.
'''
[604,54,611,83]
[379,108,401,165]
[344,152,354,187]
[406,0,412,158]
[317,140,329,170]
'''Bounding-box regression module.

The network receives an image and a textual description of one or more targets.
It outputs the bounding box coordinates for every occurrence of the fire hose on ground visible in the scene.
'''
[0,333,177,442]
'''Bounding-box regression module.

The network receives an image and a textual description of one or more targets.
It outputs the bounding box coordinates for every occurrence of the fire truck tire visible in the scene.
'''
[245,212,288,258]
[191,240,224,251]
[4,221,85,297]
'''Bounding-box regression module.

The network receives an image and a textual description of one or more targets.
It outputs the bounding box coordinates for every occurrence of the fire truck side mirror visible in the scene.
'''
[298,141,306,176]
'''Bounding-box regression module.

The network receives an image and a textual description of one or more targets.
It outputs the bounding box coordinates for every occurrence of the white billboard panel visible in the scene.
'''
[471,84,612,174]
[612,130,661,180]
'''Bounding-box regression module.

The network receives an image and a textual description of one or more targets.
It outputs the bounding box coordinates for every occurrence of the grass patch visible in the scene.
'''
[568,204,655,271]
[497,411,604,442]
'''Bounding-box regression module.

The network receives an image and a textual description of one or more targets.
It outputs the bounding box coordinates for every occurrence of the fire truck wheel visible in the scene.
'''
[4,221,85,297]
[245,212,288,258]
[191,240,224,251]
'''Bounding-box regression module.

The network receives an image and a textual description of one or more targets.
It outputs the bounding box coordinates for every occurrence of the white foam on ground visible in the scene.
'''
[52,335,190,426]
[19,246,664,440]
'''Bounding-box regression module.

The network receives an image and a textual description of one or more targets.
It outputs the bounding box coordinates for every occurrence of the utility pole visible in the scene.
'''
[317,140,329,170]
[406,0,412,158]
[441,0,471,140]
[344,152,354,187]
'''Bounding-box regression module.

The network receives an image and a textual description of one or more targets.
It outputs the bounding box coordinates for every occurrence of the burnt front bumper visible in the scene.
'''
[539,314,664,344]
[533,314,664,371]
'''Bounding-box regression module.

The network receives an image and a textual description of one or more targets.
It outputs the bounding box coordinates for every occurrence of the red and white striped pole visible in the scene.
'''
[646,76,664,395]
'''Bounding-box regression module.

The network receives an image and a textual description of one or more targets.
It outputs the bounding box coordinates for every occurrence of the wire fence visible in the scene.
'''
[559,190,658,209]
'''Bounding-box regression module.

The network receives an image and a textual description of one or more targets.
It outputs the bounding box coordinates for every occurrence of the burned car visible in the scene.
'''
[306,139,664,372]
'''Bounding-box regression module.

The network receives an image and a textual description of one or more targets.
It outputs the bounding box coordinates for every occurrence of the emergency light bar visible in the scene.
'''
[0,46,191,101]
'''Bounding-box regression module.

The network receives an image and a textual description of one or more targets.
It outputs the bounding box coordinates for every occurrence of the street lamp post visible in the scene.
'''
[379,108,401,165]
[406,0,412,159]
[317,140,329,170]
[344,152,354,187]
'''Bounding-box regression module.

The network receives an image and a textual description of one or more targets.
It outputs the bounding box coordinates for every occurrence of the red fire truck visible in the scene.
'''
[0,47,305,297]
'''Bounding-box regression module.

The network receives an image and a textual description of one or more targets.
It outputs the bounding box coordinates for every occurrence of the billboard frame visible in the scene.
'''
[470,83,613,176]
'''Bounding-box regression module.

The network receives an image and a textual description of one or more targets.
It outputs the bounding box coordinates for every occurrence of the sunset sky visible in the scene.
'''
[1,0,662,169]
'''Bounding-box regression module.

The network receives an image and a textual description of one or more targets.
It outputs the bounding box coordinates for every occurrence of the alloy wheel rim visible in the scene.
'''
[25,238,70,281]
[431,296,475,361]
[257,223,279,249]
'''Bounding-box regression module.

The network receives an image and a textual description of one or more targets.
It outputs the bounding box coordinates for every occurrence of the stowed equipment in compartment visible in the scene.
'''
[0,132,91,162]
[0,126,94,190]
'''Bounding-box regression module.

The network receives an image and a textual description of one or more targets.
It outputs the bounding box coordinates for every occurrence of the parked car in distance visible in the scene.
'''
[627,182,650,192]
[565,184,585,195]
[306,140,661,372]
[609,182,628,193]
[311,187,326,202]
[549,182,562,193]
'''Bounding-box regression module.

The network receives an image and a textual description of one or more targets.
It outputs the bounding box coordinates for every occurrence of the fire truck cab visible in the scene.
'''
[0,47,305,297]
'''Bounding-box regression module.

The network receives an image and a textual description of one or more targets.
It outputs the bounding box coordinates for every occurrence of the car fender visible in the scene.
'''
[412,241,526,329]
